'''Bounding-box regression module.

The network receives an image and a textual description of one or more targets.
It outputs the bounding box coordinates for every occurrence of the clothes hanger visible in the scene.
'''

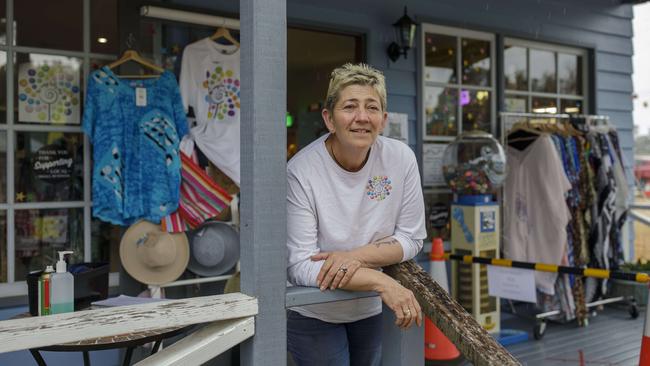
[562,120,582,136]
[507,123,541,151]
[209,26,240,48]
[107,49,164,79]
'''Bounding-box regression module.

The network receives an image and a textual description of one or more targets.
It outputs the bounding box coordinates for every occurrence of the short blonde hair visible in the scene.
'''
[324,63,387,112]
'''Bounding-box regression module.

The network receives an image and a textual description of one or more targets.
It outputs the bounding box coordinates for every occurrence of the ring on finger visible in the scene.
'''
[338,266,348,274]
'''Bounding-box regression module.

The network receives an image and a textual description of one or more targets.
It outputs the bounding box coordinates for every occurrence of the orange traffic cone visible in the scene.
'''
[640,284,650,366]
[425,238,460,361]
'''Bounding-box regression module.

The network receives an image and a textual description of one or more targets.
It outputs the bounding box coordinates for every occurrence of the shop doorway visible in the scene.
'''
[286,28,363,158]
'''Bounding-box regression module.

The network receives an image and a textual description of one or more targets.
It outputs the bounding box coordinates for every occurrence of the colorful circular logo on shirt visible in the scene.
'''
[203,66,240,121]
[366,176,392,201]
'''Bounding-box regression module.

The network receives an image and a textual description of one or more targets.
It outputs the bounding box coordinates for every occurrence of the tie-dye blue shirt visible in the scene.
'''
[82,66,188,226]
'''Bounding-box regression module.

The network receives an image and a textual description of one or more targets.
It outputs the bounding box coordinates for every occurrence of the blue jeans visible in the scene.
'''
[287,310,382,366]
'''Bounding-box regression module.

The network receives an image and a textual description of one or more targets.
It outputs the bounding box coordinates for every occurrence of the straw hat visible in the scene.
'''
[186,221,239,277]
[120,220,190,285]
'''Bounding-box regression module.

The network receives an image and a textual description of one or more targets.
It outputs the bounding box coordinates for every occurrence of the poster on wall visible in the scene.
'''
[422,143,447,186]
[18,62,81,124]
[382,112,409,144]
[15,211,68,248]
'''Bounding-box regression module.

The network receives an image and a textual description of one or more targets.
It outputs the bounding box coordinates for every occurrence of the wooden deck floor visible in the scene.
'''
[430,304,646,365]
[505,306,644,365]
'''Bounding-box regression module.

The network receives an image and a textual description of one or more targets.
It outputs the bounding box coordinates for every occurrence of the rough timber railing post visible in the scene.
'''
[239,0,288,365]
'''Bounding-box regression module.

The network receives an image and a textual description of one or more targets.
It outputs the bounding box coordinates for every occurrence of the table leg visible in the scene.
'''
[83,351,91,366]
[29,349,47,366]
[122,347,134,366]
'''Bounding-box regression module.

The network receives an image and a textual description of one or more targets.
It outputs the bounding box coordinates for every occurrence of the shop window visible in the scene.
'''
[424,86,458,136]
[0,0,121,297]
[91,0,119,55]
[14,208,83,282]
[14,0,83,51]
[424,33,456,84]
[504,95,527,113]
[14,132,83,203]
[91,219,122,273]
[561,99,583,114]
[462,89,491,132]
[0,0,5,45]
[0,52,6,124]
[0,211,6,283]
[421,24,496,143]
[530,49,556,93]
[13,53,83,126]
[90,57,114,72]
[531,97,557,114]
[423,190,452,243]
[462,39,491,87]
[504,38,587,115]
[559,53,583,95]
[504,46,527,91]
[0,132,6,202]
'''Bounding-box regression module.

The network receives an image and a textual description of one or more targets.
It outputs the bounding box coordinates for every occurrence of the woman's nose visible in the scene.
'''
[355,108,371,121]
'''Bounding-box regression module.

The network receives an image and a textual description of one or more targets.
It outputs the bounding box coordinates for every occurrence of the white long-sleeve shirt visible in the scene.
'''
[503,134,571,295]
[287,134,426,323]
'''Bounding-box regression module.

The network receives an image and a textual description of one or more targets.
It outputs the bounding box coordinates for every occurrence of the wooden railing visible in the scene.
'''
[0,293,257,366]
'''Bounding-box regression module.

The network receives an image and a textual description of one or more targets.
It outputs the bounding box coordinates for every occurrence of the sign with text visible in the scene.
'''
[487,265,536,303]
[422,143,447,186]
[33,143,74,183]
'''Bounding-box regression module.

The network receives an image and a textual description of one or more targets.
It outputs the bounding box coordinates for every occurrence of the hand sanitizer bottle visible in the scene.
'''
[50,251,74,314]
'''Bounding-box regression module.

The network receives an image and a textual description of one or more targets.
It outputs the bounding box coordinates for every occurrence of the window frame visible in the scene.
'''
[420,23,497,143]
[503,37,589,115]
[0,0,117,297]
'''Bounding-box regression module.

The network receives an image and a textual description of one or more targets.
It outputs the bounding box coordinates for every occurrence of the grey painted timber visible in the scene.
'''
[505,306,644,365]
[239,0,288,366]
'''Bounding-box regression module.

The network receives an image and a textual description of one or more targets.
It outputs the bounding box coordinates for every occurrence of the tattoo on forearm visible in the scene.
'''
[373,237,399,248]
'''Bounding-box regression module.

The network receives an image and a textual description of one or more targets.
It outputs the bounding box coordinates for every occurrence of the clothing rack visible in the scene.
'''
[498,112,635,339]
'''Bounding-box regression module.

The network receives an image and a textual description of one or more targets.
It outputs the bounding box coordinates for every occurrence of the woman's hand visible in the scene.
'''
[311,251,363,291]
[376,278,422,329]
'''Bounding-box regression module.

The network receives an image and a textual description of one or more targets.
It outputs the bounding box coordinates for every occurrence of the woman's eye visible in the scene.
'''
[343,105,355,110]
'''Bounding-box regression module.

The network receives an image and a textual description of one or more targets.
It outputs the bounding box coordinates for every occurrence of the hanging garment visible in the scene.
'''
[180,38,241,186]
[504,134,572,295]
[82,67,188,226]
[160,138,233,233]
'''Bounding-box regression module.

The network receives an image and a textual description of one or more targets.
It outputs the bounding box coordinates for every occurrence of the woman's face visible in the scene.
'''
[322,84,387,151]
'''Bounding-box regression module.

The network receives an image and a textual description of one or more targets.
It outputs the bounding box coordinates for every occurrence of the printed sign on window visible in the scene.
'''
[18,62,81,124]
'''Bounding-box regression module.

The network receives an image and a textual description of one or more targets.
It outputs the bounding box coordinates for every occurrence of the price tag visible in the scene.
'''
[136,87,147,107]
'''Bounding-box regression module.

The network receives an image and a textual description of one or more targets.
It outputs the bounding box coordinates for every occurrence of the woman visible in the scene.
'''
[286,63,427,365]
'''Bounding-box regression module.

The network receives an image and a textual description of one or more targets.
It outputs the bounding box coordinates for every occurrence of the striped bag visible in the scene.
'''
[161,150,233,233]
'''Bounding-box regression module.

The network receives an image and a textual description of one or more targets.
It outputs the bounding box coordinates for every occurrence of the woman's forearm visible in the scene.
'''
[349,237,404,268]
[337,267,395,293]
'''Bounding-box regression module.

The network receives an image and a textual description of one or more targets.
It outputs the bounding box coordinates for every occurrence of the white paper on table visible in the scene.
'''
[91,295,168,308]
[487,265,537,303]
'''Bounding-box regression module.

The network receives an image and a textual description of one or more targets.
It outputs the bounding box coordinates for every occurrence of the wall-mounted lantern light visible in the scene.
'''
[387,7,417,62]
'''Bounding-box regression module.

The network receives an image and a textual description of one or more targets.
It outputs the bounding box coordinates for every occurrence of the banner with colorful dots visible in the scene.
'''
[18,62,81,124]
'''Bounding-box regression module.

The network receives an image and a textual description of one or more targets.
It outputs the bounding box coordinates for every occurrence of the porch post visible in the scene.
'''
[382,304,425,366]
[239,0,287,365]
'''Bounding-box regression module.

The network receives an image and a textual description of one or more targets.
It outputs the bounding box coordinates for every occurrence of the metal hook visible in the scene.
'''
[126,33,137,50]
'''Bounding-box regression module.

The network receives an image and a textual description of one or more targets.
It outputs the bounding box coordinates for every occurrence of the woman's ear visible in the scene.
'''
[379,111,388,134]
[322,108,335,133]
